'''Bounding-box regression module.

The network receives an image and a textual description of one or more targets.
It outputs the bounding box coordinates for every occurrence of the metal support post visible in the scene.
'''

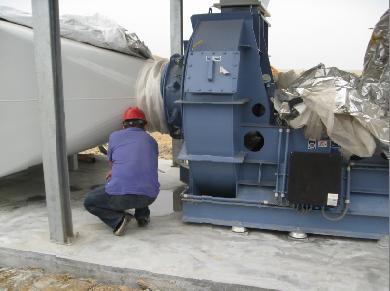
[68,154,78,171]
[32,0,73,244]
[170,0,183,167]
[387,9,390,276]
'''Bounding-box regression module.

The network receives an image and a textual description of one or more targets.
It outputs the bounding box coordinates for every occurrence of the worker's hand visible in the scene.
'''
[106,170,112,181]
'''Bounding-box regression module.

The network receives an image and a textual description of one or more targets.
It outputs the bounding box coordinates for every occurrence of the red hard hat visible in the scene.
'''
[123,107,147,123]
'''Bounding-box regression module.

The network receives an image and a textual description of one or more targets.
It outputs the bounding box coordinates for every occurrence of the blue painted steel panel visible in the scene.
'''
[240,126,281,161]
[185,51,240,94]
[189,161,237,197]
[190,19,244,51]
[162,4,389,239]
[183,104,236,156]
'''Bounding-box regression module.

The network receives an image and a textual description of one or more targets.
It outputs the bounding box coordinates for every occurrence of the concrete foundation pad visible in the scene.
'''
[0,158,388,290]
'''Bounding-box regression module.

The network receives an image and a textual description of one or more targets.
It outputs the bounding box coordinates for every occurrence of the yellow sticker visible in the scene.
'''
[192,40,204,49]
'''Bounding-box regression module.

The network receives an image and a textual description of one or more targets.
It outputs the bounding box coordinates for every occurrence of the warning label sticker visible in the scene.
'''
[308,139,316,150]
[327,193,339,207]
[318,140,328,148]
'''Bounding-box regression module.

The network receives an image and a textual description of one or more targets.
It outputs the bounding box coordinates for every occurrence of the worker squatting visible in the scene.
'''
[84,107,159,236]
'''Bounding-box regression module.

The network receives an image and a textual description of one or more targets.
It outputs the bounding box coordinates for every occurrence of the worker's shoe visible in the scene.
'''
[137,217,150,227]
[114,213,132,236]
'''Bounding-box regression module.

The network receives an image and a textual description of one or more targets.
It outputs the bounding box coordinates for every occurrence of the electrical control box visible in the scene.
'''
[287,152,342,207]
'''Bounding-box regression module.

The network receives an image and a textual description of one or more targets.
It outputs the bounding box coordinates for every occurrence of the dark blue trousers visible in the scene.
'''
[84,186,156,229]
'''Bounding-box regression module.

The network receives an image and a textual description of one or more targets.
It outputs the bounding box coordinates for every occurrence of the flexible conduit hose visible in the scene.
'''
[321,166,351,222]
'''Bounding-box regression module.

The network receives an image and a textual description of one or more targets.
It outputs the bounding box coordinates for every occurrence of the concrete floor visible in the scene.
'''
[0,157,388,291]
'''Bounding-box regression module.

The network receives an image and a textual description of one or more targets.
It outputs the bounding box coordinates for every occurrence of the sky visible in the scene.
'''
[0,0,388,70]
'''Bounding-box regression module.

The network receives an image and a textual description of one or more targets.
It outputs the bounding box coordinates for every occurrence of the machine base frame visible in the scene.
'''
[182,197,389,240]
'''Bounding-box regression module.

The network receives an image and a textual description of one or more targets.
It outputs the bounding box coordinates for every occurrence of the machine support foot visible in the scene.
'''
[68,154,78,171]
[377,235,389,248]
[232,226,248,234]
[288,230,308,240]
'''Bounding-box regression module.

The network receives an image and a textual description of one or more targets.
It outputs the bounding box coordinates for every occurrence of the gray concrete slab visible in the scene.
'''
[0,157,388,291]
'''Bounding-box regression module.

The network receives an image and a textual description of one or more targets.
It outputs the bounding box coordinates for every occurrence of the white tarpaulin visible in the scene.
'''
[136,57,169,133]
[0,6,152,59]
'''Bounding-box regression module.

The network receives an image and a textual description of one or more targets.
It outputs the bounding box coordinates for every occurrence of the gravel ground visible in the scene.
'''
[149,132,172,160]
[0,267,160,291]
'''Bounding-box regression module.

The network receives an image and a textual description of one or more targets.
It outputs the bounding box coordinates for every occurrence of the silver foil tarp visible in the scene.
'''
[274,10,389,157]
[0,6,152,59]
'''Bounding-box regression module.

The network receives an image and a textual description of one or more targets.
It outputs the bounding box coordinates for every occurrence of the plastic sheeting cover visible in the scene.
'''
[0,6,152,59]
[274,10,389,157]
